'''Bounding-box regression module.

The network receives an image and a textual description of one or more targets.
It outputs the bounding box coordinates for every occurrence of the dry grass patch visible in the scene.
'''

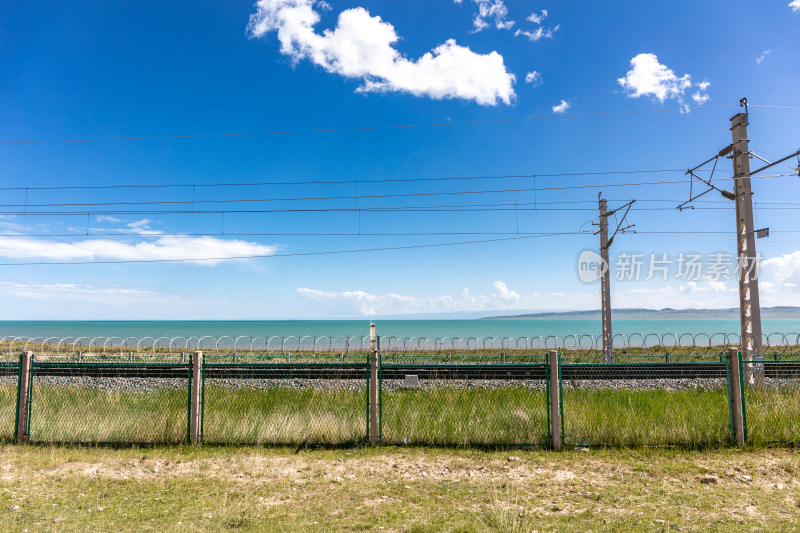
[1,445,799,532]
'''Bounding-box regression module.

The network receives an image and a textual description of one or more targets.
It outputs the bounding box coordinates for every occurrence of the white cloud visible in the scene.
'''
[297,281,595,316]
[514,25,559,41]
[492,280,520,303]
[791,0,800,12]
[0,218,35,235]
[89,218,164,236]
[526,9,548,24]
[618,53,709,108]
[0,281,244,320]
[552,99,570,113]
[692,81,710,104]
[761,251,800,284]
[459,0,515,32]
[249,0,516,105]
[515,9,557,42]
[0,235,278,264]
[617,280,738,309]
[756,49,771,65]
[525,70,543,87]
[618,53,691,102]
[296,270,800,318]
[0,281,161,304]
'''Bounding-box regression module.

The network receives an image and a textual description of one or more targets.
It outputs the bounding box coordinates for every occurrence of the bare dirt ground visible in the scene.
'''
[1,445,799,532]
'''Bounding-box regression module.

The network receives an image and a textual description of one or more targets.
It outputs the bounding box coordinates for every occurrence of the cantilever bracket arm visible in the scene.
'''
[608,201,635,245]
[676,185,713,211]
[750,149,800,176]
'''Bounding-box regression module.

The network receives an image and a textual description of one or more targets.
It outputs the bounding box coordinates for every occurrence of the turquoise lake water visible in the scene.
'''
[0,319,797,340]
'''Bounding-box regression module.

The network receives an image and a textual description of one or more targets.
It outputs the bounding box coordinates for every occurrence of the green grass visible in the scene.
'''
[6,380,800,447]
[745,384,800,446]
[380,386,548,446]
[2,445,800,532]
[563,387,733,447]
[0,383,16,442]
[203,384,367,445]
[29,384,188,444]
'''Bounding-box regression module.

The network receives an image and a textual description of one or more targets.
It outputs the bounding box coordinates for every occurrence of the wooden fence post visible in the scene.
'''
[727,347,745,446]
[15,351,33,443]
[190,351,203,445]
[369,324,379,445]
[549,350,561,450]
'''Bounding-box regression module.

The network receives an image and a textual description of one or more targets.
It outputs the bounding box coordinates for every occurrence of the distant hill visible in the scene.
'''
[481,307,800,320]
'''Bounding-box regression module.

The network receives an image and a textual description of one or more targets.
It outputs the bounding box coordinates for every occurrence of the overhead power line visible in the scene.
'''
[0,169,694,192]
[748,105,800,110]
[4,173,795,211]
[637,232,800,244]
[3,226,797,267]
[0,206,743,217]
[0,105,739,146]
[0,232,583,266]
[3,229,800,238]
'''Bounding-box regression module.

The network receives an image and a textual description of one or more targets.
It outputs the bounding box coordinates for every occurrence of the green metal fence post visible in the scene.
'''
[725,351,734,443]
[548,350,561,450]
[186,355,192,444]
[365,361,370,444]
[13,353,22,442]
[190,351,203,445]
[25,353,33,442]
[377,336,383,443]
[545,360,551,449]
[200,357,206,443]
[368,325,378,446]
[14,352,33,443]
[558,352,565,447]
[739,351,748,444]
[727,347,745,446]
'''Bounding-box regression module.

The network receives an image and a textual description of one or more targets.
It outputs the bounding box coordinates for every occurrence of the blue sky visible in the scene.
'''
[0,0,799,319]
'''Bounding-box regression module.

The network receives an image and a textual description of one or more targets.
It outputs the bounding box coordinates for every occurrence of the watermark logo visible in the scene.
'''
[576,250,762,283]
[577,250,607,283]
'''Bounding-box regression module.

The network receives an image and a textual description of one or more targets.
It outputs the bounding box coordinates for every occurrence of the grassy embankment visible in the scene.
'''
[2,445,800,532]
[1,382,798,447]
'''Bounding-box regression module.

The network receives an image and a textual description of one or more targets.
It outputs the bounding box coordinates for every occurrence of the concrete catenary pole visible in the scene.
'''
[730,112,764,387]
[599,197,614,363]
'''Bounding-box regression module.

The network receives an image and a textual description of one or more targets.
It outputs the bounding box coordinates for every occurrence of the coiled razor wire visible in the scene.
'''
[1,332,798,360]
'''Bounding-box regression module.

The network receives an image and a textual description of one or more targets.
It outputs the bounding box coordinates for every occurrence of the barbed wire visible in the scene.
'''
[2,332,799,356]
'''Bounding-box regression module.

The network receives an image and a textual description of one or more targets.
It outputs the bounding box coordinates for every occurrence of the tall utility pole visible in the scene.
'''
[680,99,800,384]
[596,195,635,364]
[730,111,763,384]
[599,197,613,364]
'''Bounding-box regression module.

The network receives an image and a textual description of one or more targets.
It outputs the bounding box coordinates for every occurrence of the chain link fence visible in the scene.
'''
[379,363,549,446]
[27,361,189,444]
[201,363,368,445]
[4,339,800,447]
[741,356,800,446]
[0,358,18,442]
[560,360,733,447]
